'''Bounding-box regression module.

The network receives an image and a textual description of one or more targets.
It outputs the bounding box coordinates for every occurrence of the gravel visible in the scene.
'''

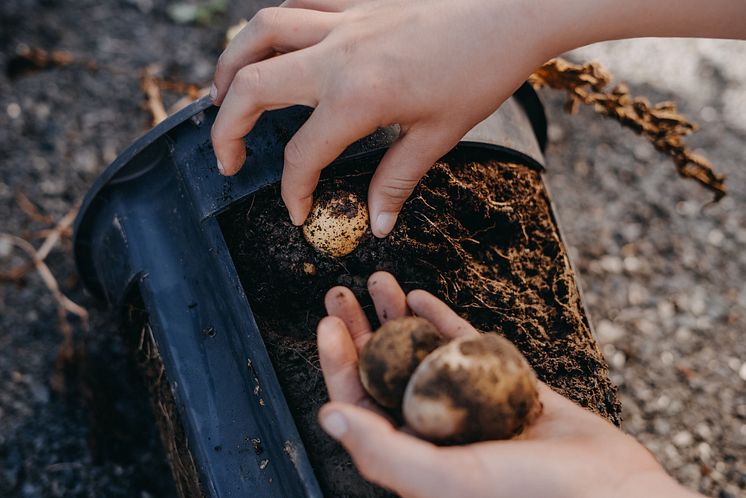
[0,2,744,496]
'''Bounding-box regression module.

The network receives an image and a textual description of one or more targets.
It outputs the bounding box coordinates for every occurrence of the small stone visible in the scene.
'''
[656,394,671,410]
[697,442,712,460]
[6,102,21,119]
[657,301,675,320]
[547,124,565,143]
[610,351,626,369]
[633,142,654,161]
[623,256,641,273]
[660,351,674,365]
[596,320,625,342]
[700,106,718,122]
[707,229,725,247]
[599,255,623,274]
[675,327,692,342]
[653,418,671,435]
[673,430,693,447]
[0,236,11,258]
[695,423,712,439]
[302,262,317,276]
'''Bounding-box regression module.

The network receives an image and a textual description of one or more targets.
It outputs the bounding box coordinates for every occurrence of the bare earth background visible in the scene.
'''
[0,1,744,497]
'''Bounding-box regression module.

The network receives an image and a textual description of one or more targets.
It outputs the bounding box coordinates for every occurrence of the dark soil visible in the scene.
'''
[220,148,621,497]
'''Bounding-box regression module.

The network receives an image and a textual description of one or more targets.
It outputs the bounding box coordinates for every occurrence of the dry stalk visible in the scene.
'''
[529,57,726,200]
[0,203,88,390]
[140,65,169,126]
[6,44,97,78]
[16,192,53,224]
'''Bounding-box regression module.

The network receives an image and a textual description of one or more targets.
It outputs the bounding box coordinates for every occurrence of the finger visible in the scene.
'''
[211,51,318,176]
[317,316,368,404]
[368,126,460,237]
[281,104,378,225]
[367,271,409,323]
[319,402,453,498]
[213,7,337,104]
[325,286,372,350]
[406,289,478,339]
[280,0,352,11]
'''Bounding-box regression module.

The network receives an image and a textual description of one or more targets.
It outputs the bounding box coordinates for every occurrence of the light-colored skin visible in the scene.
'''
[317,271,702,498]
[211,0,746,236]
[212,2,745,493]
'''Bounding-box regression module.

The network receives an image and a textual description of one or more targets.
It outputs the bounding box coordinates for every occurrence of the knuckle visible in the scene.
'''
[235,65,264,94]
[215,52,230,74]
[283,138,307,172]
[379,176,417,200]
[252,7,281,35]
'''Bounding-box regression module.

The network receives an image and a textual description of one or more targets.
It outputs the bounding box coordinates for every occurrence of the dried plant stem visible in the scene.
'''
[141,65,169,126]
[0,204,88,390]
[530,57,726,200]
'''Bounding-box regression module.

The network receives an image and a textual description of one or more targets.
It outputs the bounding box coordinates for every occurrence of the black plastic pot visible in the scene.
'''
[73,85,547,497]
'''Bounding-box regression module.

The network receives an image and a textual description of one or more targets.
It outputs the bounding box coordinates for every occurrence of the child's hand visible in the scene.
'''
[211,0,745,238]
[210,0,560,236]
[316,271,700,498]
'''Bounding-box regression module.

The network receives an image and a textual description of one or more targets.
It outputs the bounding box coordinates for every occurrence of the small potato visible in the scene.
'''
[302,191,368,257]
[403,334,541,443]
[358,317,446,410]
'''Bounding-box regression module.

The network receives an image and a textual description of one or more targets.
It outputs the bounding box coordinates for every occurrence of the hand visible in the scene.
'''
[316,271,700,498]
[211,0,561,236]
[211,0,746,237]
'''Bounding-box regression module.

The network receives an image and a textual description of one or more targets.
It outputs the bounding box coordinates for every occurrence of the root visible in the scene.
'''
[0,203,87,392]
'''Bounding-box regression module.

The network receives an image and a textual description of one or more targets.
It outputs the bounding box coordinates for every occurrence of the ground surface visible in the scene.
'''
[0,1,744,496]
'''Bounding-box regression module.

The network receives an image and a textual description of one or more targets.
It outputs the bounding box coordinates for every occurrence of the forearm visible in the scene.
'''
[609,469,704,498]
[525,0,746,61]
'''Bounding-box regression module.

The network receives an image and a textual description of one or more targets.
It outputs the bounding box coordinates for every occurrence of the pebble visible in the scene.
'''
[6,102,21,119]
[673,430,694,448]
[698,442,713,460]
[0,237,11,258]
[599,255,623,274]
[597,319,625,342]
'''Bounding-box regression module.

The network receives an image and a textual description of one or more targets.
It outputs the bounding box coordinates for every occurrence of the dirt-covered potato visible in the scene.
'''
[402,334,542,443]
[302,191,368,257]
[358,317,446,410]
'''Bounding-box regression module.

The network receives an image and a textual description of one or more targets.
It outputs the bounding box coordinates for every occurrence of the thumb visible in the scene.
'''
[368,126,459,237]
[319,402,449,498]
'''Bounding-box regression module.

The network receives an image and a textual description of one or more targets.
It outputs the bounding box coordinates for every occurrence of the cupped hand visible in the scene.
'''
[316,271,698,498]
[210,0,561,236]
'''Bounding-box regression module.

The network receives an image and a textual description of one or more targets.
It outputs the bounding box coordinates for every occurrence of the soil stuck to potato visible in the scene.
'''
[220,149,620,497]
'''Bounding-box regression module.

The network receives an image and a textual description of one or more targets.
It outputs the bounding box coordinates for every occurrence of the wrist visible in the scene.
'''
[530,0,746,58]
[608,469,702,498]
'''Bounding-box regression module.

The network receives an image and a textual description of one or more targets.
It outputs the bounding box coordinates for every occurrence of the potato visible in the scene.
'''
[402,334,541,443]
[358,317,446,410]
[302,191,368,257]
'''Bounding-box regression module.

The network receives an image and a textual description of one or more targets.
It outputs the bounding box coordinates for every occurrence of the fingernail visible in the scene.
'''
[209,83,217,101]
[217,159,225,175]
[320,411,348,439]
[374,212,397,238]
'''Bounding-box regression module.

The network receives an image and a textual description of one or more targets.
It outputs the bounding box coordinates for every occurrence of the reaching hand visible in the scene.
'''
[316,271,700,498]
[210,0,557,236]
[211,0,746,237]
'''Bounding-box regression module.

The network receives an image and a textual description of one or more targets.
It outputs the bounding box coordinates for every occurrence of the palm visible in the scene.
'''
[317,272,672,498]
